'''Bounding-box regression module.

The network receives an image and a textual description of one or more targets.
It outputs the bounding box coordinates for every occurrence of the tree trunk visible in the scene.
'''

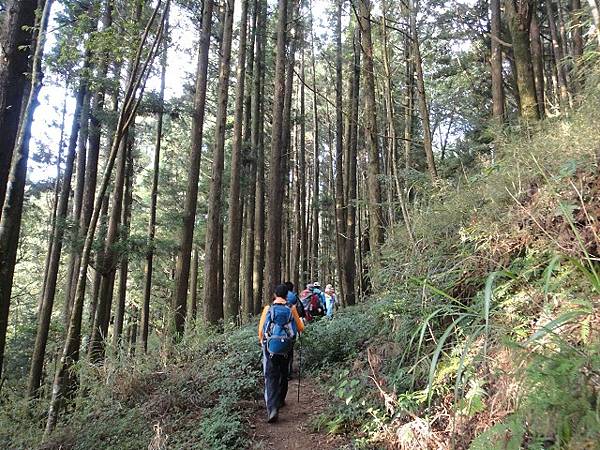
[45,2,167,434]
[280,0,300,283]
[570,0,584,58]
[403,27,414,171]
[63,87,91,327]
[299,50,309,287]
[410,0,437,180]
[89,196,109,336]
[309,8,320,282]
[64,1,112,328]
[530,10,545,117]
[112,137,134,350]
[127,305,138,356]
[204,0,234,326]
[253,89,266,313]
[491,0,505,120]
[89,10,145,358]
[224,0,249,324]
[505,0,540,121]
[172,0,214,334]
[0,0,38,219]
[263,0,288,297]
[333,0,345,305]
[381,1,396,229]
[141,7,169,351]
[88,131,128,362]
[546,0,570,109]
[0,0,52,380]
[188,246,199,321]
[343,23,360,307]
[27,82,86,398]
[40,96,66,311]
[243,0,263,319]
[358,0,385,248]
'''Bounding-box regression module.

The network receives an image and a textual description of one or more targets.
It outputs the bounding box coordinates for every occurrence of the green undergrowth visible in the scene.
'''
[1,305,379,450]
[2,324,263,449]
[307,76,600,449]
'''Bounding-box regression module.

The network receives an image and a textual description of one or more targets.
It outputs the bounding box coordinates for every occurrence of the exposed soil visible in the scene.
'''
[249,378,350,450]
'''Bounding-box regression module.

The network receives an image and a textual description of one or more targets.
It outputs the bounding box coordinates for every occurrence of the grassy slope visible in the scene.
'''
[326,73,600,449]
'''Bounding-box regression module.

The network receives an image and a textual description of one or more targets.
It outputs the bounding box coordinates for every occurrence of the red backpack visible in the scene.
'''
[300,289,324,322]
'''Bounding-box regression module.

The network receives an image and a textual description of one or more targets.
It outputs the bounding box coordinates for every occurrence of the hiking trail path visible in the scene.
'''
[249,379,350,450]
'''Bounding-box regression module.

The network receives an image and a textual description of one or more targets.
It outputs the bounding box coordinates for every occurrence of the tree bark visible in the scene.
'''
[280,0,300,283]
[309,6,320,281]
[112,137,134,350]
[27,82,86,398]
[45,2,167,434]
[570,0,584,58]
[263,0,289,297]
[343,23,360,307]
[40,96,66,311]
[64,1,111,328]
[224,0,249,324]
[403,26,414,171]
[172,0,214,334]
[0,0,37,219]
[358,0,385,247]
[141,7,168,351]
[188,246,199,321]
[300,51,309,287]
[88,131,127,362]
[333,0,345,305]
[546,0,570,109]
[491,0,505,120]
[204,0,235,326]
[0,0,52,380]
[505,0,540,121]
[410,0,437,180]
[90,0,145,358]
[530,10,545,117]
[243,0,263,319]
[253,87,266,313]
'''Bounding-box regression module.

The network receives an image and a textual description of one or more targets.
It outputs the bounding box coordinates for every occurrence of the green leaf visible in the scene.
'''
[554,202,578,220]
[525,309,590,345]
[543,255,561,296]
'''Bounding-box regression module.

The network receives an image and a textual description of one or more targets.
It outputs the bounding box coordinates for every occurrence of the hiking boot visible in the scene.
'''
[267,408,279,423]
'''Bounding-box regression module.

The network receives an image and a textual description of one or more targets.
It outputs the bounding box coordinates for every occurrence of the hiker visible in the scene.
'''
[299,282,326,322]
[324,284,336,319]
[285,281,305,318]
[310,282,327,316]
[258,283,305,423]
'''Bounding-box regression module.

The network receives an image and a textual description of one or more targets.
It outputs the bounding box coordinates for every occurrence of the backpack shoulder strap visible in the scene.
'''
[269,305,275,321]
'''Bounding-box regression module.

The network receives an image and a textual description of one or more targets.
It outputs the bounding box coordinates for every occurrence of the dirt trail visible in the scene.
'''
[249,379,349,450]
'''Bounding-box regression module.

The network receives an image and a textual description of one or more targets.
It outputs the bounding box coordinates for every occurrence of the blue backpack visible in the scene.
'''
[263,304,297,356]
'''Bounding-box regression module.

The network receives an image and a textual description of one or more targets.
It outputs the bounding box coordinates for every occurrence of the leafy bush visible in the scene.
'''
[300,305,379,371]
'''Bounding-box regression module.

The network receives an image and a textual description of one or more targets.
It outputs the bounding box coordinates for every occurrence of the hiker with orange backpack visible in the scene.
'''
[258,283,305,423]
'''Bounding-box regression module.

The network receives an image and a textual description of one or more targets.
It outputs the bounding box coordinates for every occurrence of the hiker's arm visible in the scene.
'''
[292,307,304,333]
[258,307,268,342]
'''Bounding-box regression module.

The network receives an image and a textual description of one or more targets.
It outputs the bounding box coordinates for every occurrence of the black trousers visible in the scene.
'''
[262,348,290,414]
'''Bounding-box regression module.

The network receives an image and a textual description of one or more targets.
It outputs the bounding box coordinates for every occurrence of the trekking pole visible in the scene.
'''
[297,334,302,402]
